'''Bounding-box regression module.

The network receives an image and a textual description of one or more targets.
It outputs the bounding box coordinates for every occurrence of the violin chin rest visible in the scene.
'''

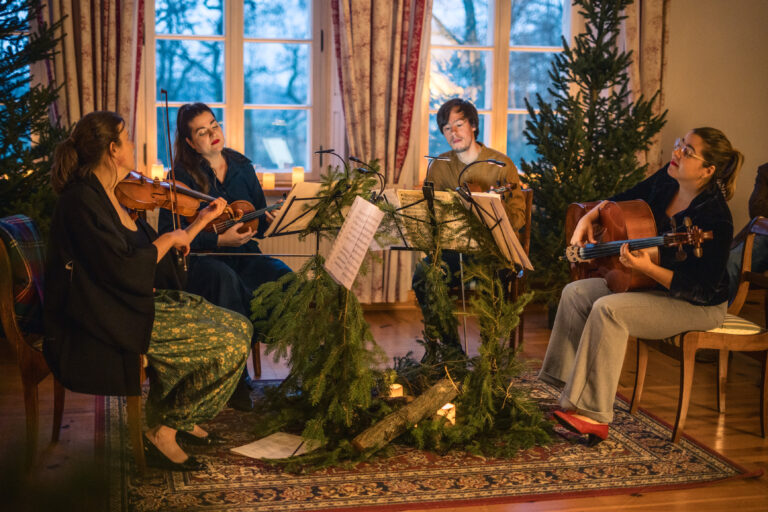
[605,269,631,293]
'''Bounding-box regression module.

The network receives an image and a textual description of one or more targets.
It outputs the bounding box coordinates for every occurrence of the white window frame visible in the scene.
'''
[139,0,332,183]
[420,0,568,180]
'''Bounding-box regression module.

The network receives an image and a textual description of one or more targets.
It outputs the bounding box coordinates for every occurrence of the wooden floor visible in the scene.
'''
[2,300,768,511]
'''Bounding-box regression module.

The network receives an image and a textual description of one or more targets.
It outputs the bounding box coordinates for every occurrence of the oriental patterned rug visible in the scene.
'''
[101,376,760,512]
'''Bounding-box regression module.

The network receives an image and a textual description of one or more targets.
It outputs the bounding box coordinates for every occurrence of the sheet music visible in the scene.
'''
[469,192,533,270]
[392,189,473,252]
[324,196,385,290]
[230,432,320,459]
[264,181,324,237]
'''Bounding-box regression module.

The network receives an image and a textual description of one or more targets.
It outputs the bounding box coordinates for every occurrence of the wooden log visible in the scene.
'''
[352,378,459,452]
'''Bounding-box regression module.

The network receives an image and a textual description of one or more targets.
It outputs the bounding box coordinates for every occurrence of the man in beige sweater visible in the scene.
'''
[413,98,526,351]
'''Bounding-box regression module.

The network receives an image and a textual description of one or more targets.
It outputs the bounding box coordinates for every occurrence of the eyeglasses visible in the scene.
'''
[674,138,709,164]
[442,117,468,134]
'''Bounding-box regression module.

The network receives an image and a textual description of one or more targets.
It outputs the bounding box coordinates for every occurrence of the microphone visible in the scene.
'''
[314,148,336,154]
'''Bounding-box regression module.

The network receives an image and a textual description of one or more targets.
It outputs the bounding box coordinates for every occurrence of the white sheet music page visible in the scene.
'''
[324,196,385,290]
[469,192,533,270]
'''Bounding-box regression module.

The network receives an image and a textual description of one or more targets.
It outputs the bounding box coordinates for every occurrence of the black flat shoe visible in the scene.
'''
[143,436,206,472]
[176,430,226,446]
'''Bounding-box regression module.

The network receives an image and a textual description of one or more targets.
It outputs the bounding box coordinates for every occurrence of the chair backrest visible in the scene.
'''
[0,215,45,355]
[729,216,768,315]
[519,188,533,256]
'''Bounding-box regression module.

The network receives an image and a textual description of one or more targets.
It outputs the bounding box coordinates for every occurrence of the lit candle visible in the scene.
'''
[262,172,275,190]
[436,403,456,425]
[149,163,165,181]
[389,383,403,398]
[292,166,305,185]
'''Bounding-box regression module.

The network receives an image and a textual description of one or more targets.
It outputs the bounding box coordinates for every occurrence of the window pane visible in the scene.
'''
[510,0,564,47]
[155,40,225,103]
[244,109,308,171]
[507,113,537,167]
[156,107,224,168]
[428,113,488,160]
[244,43,309,105]
[431,0,493,46]
[155,0,224,36]
[244,0,310,39]
[430,49,492,110]
[508,51,557,109]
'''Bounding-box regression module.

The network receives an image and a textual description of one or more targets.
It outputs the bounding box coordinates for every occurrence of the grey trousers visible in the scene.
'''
[539,278,726,423]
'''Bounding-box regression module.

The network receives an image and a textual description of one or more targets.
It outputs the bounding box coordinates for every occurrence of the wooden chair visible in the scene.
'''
[0,220,64,468]
[630,216,768,443]
[0,215,146,473]
[508,188,533,349]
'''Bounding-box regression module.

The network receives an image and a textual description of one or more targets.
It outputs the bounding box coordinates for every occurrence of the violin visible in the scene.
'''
[116,171,216,217]
[115,171,280,234]
[204,200,283,234]
[564,200,712,292]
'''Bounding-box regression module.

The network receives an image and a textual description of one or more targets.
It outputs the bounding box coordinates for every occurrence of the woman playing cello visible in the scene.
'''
[539,127,743,444]
[44,111,251,471]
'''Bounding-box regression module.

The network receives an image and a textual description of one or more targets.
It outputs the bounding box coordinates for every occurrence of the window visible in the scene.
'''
[144,0,330,178]
[427,0,567,169]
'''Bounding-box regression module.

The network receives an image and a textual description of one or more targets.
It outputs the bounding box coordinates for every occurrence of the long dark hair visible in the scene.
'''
[51,111,124,193]
[173,102,216,194]
[693,127,744,201]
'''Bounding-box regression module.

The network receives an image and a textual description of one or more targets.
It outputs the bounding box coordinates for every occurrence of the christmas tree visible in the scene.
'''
[0,0,68,236]
[521,0,666,304]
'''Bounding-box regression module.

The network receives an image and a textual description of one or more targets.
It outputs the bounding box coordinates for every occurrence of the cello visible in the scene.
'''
[564,200,712,292]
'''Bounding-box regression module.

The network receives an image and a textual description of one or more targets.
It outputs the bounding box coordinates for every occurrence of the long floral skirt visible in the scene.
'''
[145,290,251,432]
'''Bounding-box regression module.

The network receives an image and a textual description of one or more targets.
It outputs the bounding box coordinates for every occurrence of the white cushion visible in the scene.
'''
[707,313,763,335]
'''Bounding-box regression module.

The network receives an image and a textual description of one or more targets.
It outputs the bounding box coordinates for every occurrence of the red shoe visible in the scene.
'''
[553,410,609,446]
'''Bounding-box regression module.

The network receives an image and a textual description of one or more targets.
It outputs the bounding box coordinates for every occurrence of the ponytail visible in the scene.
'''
[693,127,744,201]
[50,111,124,193]
[51,138,80,193]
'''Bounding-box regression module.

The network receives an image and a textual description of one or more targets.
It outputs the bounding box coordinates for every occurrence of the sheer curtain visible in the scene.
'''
[45,0,144,134]
[331,0,432,303]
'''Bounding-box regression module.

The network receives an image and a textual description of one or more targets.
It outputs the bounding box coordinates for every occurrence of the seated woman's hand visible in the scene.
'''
[570,215,597,247]
[619,243,652,272]
[169,229,192,256]
[217,222,254,247]
[196,197,227,225]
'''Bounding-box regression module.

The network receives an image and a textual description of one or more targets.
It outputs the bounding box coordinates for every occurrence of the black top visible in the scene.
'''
[611,164,733,306]
[158,148,267,254]
[43,175,159,396]
[748,163,768,219]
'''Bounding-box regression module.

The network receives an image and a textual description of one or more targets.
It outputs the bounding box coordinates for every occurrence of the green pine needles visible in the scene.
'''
[521,0,667,303]
[251,168,549,471]
[0,0,69,237]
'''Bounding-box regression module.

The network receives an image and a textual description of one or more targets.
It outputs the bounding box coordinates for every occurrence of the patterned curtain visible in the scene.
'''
[45,0,144,135]
[331,0,432,303]
[622,0,669,172]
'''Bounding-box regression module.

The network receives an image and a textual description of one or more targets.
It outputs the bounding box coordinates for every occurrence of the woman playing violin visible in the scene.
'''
[44,111,251,471]
[159,103,291,356]
[539,127,743,445]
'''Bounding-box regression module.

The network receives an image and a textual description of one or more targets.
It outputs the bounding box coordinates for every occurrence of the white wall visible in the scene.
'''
[661,0,768,228]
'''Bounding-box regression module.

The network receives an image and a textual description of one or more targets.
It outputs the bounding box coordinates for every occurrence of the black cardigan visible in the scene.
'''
[611,165,733,306]
[43,175,157,396]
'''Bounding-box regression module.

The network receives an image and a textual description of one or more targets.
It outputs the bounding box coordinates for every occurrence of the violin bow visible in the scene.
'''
[160,88,187,271]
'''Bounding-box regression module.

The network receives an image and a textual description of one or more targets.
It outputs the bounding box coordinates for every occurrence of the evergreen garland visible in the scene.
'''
[398,199,550,456]
[251,170,550,471]
[521,0,667,304]
[251,166,385,449]
[0,0,69,236]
